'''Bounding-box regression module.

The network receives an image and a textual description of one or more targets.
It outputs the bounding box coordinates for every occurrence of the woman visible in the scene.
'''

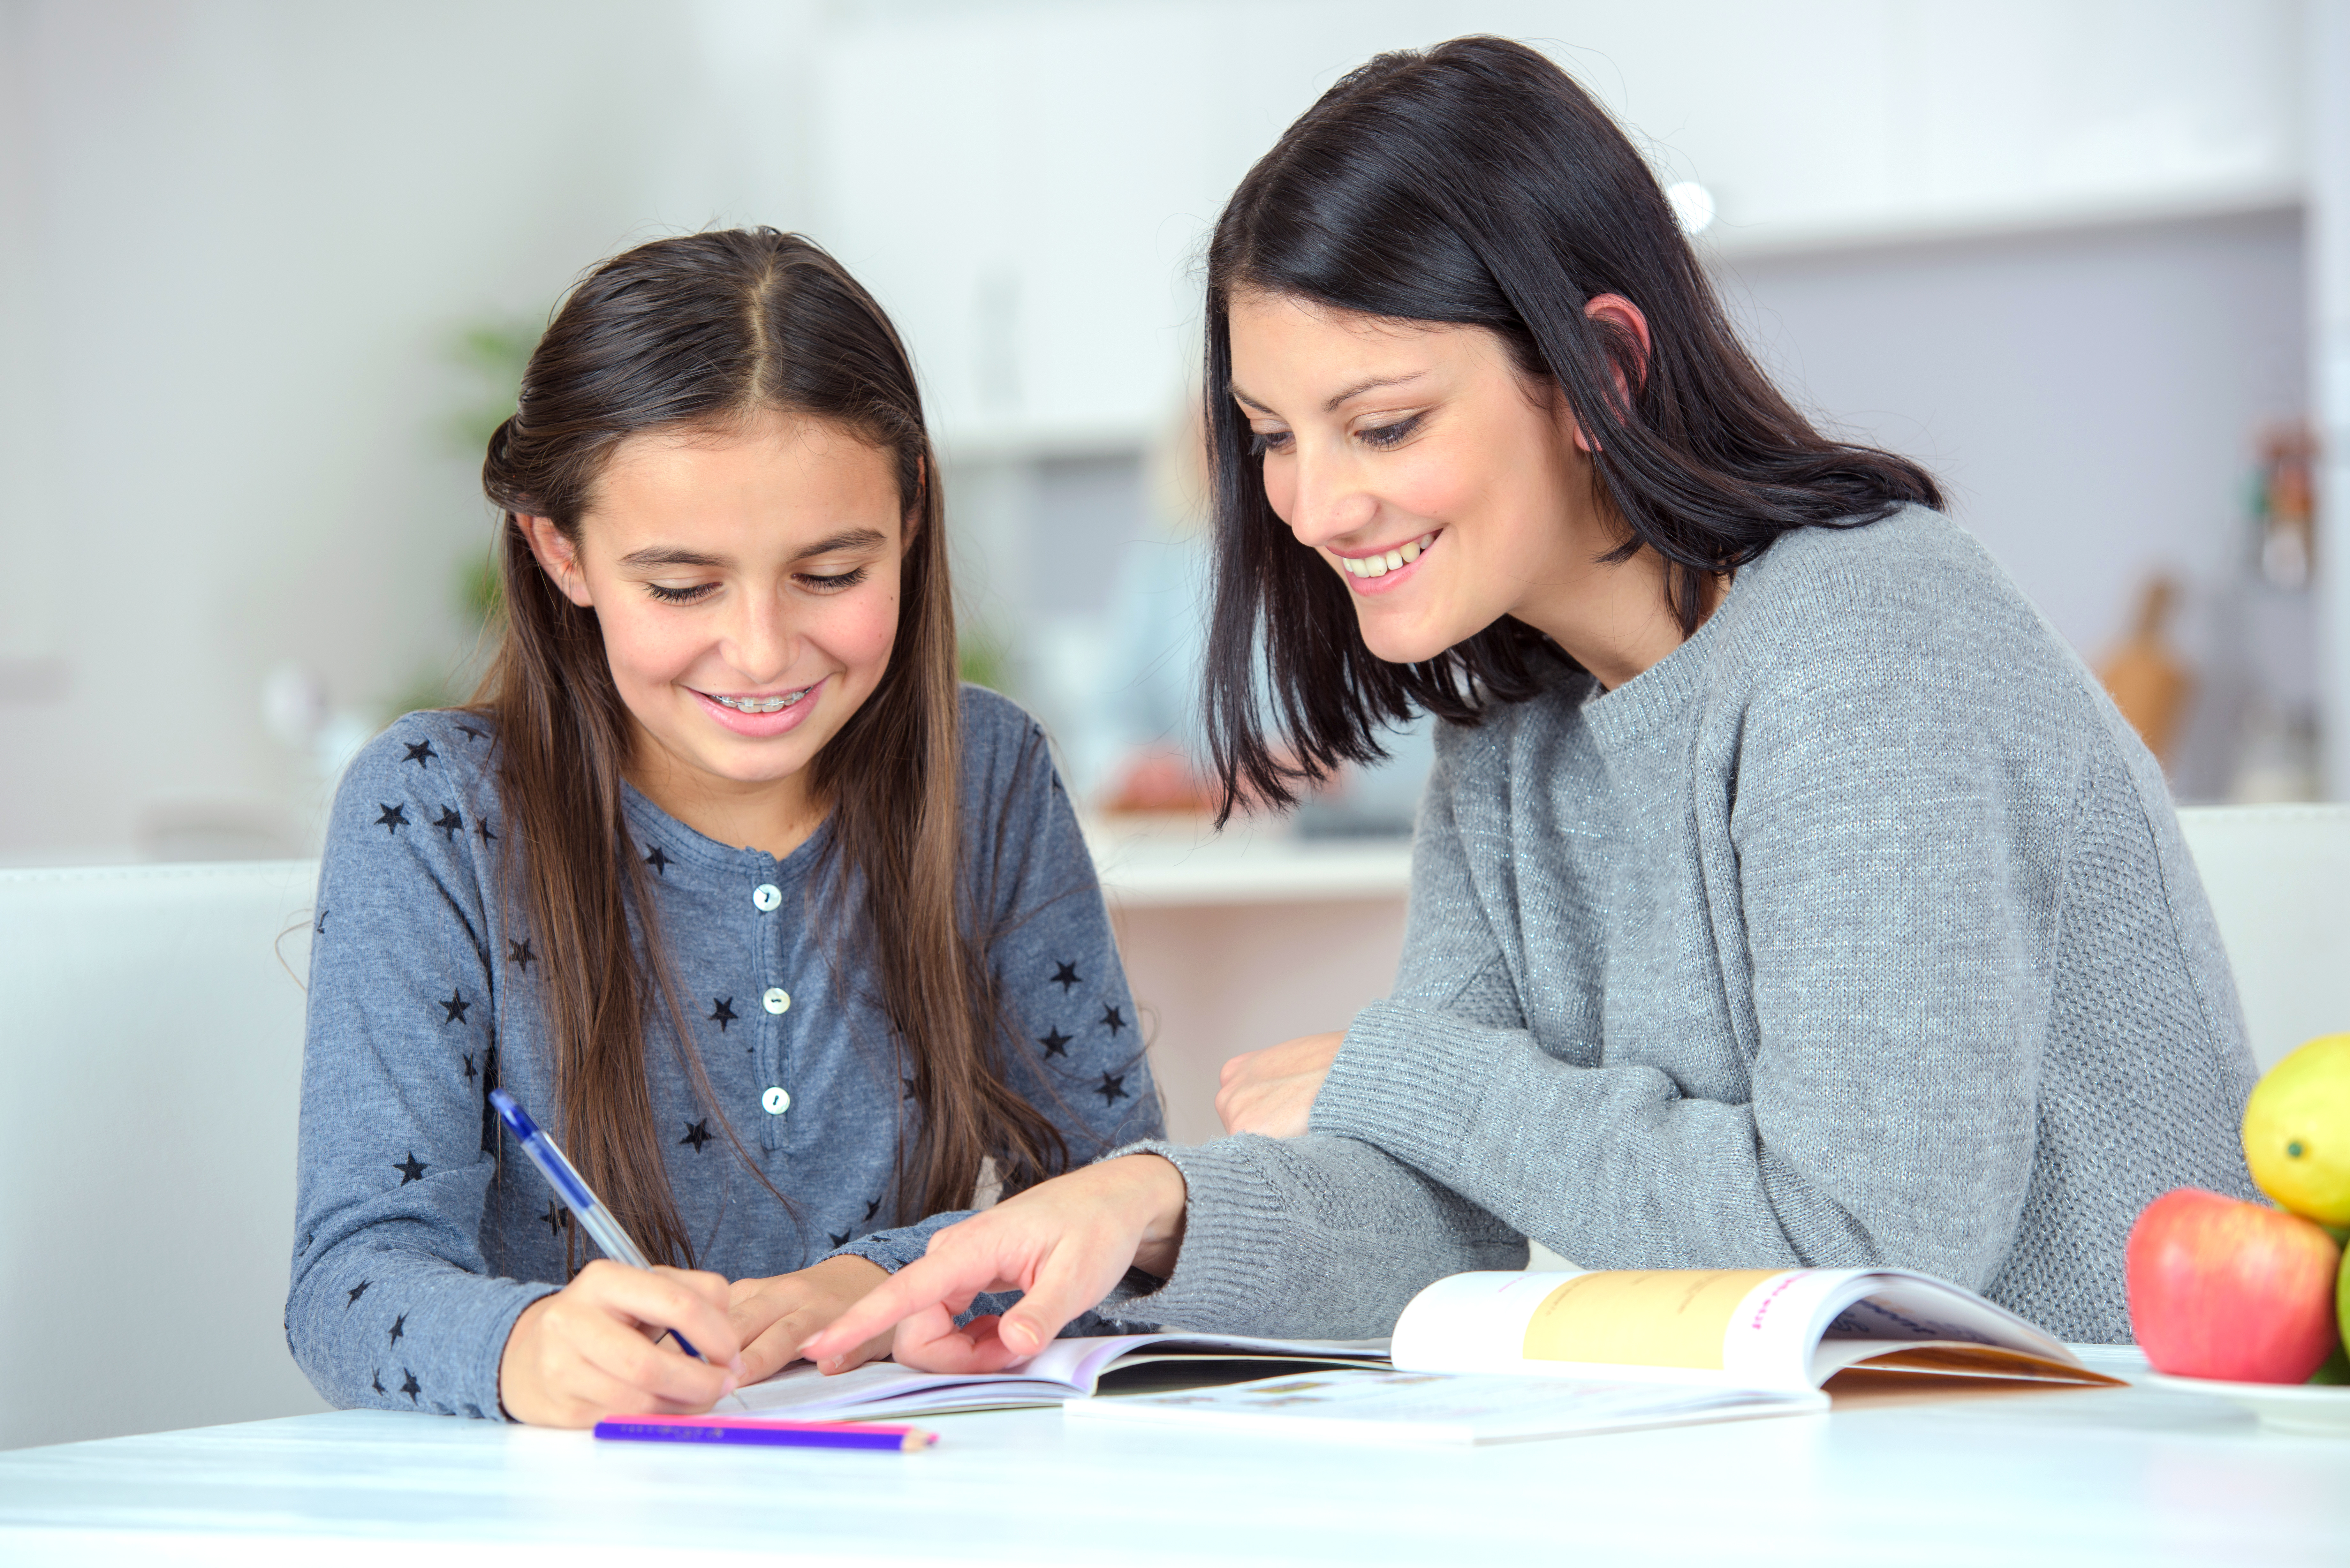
[807,38,2256,1370]
[286,229,1157,1426]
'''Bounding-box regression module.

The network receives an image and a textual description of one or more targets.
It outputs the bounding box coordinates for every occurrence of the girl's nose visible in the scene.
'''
[725,591,798,685]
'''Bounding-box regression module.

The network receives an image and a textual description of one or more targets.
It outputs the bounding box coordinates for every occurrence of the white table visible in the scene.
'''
[3,1356,2346,1566]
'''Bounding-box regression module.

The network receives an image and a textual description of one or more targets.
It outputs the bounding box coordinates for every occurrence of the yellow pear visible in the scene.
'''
[2244,1034,2350,1227]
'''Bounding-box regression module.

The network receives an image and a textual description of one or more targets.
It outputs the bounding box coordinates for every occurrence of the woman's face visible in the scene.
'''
[524,410,904,809]
[1225,290,1603,666]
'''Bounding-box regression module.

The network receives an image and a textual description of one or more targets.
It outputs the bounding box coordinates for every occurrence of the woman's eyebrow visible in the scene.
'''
[1319,372,1428,411]
[1228,373,1430,416]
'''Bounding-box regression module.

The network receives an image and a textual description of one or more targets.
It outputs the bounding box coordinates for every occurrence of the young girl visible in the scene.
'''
[809,37,2260,1370]
[286,229,1158,1426]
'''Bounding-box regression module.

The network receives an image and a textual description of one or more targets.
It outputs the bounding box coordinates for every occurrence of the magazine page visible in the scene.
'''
[1393,1270,1815,1390]
[1784,1272,2116,1386]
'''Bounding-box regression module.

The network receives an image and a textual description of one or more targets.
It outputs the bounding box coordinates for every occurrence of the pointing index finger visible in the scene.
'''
[804,1254,979,1364]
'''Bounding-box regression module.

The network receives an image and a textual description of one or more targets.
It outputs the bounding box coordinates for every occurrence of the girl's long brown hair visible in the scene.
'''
[476,229,1068,1267]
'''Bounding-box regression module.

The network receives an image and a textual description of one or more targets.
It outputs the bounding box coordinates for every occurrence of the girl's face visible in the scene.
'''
[524,411,904,825]
[1226,290,1613,668]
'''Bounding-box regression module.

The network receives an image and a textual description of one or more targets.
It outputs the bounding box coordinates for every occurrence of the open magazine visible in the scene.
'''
[1065,1268,2126,1445]
[1388,1267,2123,1390]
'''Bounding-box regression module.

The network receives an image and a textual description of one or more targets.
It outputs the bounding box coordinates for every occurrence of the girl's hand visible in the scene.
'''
[802,1154,1187,1374]
[497,1259,745,1428]
[1215,1030,1345,1137]
[728,1254,894,1384]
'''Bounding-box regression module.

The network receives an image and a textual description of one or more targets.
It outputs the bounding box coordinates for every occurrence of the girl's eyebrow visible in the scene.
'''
[615,529,887,571]
[796,527,889,557]
[617,546,726,570]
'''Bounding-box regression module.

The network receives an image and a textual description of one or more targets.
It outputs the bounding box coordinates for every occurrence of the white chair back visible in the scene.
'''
[2174,805,2350,1070]
[0,862,327,1450]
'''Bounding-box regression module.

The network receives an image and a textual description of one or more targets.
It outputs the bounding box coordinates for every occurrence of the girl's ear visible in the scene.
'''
[1570,293,1653,455]
[518,515,594,607]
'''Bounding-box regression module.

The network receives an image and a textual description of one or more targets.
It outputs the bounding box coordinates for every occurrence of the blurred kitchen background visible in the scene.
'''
[4,0,2348,870]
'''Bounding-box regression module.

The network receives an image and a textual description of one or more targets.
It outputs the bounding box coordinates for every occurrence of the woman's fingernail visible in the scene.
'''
[728,1355,746,1376]
[1005,1321,1038,1353]
[720,1374,739,1396]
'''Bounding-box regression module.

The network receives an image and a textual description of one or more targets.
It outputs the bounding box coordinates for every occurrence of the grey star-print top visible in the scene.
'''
[287,686,1160,1420]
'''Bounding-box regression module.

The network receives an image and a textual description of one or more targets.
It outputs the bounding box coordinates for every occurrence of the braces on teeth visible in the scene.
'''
[712,689,810,713]
[1341,531,1438,578]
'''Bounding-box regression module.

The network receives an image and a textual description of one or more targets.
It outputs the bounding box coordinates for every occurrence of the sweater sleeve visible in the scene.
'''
[828,691,1164,1331]
[285,719,554,1420]
[1309,654,2069,1292]
[1105,1133,1529,1337]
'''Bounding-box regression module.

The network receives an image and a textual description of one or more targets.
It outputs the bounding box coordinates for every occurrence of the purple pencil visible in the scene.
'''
[594,1416,936,1452]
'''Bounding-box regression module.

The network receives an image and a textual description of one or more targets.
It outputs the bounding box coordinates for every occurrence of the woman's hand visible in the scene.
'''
[727,1254,893,1385]
[801,1154,1188,1374]
[497,1259,744,1428]
[1215,1030,1345,1137]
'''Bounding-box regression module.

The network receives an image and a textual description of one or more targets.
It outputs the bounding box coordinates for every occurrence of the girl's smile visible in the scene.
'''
[691,675,828,737]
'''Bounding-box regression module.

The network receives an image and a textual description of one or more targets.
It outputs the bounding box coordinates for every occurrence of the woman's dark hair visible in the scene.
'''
[1202,36,1942,817]
[475,228,1068,1268]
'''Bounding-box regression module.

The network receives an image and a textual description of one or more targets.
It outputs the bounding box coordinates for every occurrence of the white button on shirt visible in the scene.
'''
[752,883,782,912]
[761,1086,791,1116]
[763,987,790,1014]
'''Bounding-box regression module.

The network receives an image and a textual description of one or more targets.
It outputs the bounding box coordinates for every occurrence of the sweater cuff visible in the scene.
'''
[450,1275,560,1422]
[1095,1137,1296,1331]
[1309,998,1505,1186]
[833,1211,972,1275]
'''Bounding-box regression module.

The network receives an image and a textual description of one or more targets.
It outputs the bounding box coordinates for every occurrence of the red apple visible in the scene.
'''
[2127,1187,2342,1383]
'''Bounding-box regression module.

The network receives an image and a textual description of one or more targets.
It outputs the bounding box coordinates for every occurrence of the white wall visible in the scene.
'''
[0,0,2319,862]
[2310,1,2350,798]
[1720,209,2309,800]
[813,0,2303,451]
[0,0,817,861]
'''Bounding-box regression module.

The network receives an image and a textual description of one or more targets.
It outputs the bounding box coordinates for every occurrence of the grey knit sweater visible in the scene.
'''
[1121,506,2258,1344]
[288,687,1160,1419]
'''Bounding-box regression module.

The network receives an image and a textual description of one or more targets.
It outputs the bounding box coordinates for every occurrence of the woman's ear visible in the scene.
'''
[517,515,594,607]
[1571,293,1653,454]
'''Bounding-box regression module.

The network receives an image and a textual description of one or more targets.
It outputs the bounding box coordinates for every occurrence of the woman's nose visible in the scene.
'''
[1280,444,1379,550]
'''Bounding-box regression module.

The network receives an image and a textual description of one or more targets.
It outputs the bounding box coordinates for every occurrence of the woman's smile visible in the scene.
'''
[1328,529,1439,592]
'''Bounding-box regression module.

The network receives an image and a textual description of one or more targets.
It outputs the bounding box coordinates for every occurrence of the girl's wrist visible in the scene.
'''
[1111,1153,1188,1277]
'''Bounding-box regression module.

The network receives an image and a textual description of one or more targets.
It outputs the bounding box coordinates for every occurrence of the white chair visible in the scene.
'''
[2174,804,2350,1070]
[2,804,2344,1450]
[0,861,327,1451]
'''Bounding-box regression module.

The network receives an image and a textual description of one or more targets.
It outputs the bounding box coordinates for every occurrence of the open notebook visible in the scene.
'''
[727,1332,1388,1421]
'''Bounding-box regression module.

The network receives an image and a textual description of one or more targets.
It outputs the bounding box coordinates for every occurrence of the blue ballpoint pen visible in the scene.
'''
[489,1088,743,1402]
